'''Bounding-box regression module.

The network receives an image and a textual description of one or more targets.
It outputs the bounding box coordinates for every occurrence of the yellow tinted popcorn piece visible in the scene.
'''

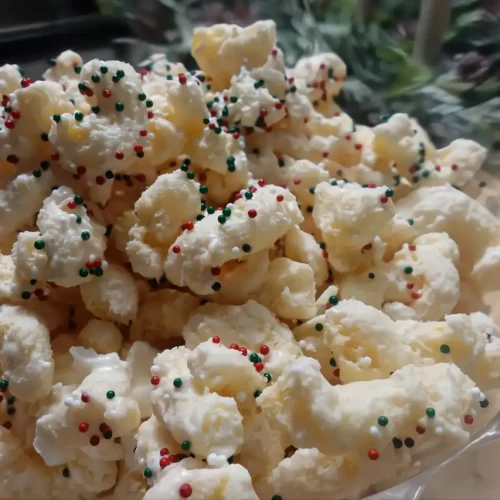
[191,21,276,90]
[78,319,123,354]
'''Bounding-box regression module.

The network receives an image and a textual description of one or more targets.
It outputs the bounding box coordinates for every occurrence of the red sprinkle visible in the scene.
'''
[159,457,170,469]
[10,109,21,119]
[275,102,283,110]
[147,111,154,119]
[99,423,110,433]
[102,89,112,98]
[380,196,388,204]
[233,132,240,139]
[179,484,193,498]
[6,154,19,164]
[344,134,351,141]
[271,49,278,56]
[136,174,146,182]
[21,78,33,88]
[368,183,376,188]
[322,152,329,158]
[260,109,268,117]
[78,422,89,433]
[464,415,474,425]
[240,347,248,356]
[134,145,144,153]
[90,435,100,447]
[293,178,301,185]
[411,292,421,300]
[172,245,181,254]
[257,179,266,187]
[178,73,187,85]
[234,193,243,201]
[368,449,379,460]
[211,267,221,276]
[77,166,86,175]
[212,336,221,344]
[254,362,264,372]
[355,144,363,150]
[416,426,426,435]
[435,165,441,171]
[406,283,414,290]
[409,244,417,251]
[3,421,12,430]
[115,151,124,160]
[259,345,270,355]
[230,343,239,350]
[51,152,60,161]
[160,448,169,456]
[248,209,257,219]
[67,201,76,209]
[96,176,105,185]
[319,63,326,70]
[333,368,340,377]
[140,129,148,137]
[409,166,417,174]
[276,194,284,202]
[81,393,90,403]
[451,164,458,171]
[5,119,15,129]
[184,221,194,231]
[150,376,160,386]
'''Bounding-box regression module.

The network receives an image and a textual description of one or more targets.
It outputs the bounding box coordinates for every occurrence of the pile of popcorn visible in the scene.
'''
[1,19,499,500]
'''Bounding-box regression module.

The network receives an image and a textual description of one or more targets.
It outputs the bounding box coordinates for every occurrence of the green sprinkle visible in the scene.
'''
[368,272,375,280]
[212,282,221,292]
[116,69,125,79]
[264,373,272,382]
[226,156,235,165]
[143,468,152,478]
[440,344,450,354]
[385,188,394,197]
[75,216,82,224]
[74,65,82,74]
[329,296,339,306]
[378,416,389,427]
[309,187,316,194]
[145,99,153,108]
[242,243,252,253]
[181,440,191,451]
[329,357,337,367]
[244,191,253,200]
[426,407,435,418]
[79,268,89,278]
[115,101,124,112]
[392,437,403,449]
[404,438,415,448]
[203,117,210,124]
[0,379,9,391]
[21,291,31,300]
[100,66,108,74]
[173,378,183,388]
[91,74,100,83]
[74,195,84,205]
[222,208,231,217]
[222,106,229,117]
[81,231,90,241]
[315,323,324,332]
[404,266,413,275]
[207,206,215,215]
[53,114,61,123]
[408,218,414,226]
[306,205,313,213]
[33,170,42,178]
[105,170,114,179]
[187,172,195,180]
[319,242,326,250]
[480,399,489,408]
[7,407,16,415]
[230,96,238,103]
[254,390,262,398]
[218,215,226,224]
[103,430,113,439]
[254,79,265,89]
[74,111,84,121]
[94,267,103,277]
[34,240,45,250]
[249,353,261,363]
[272,496,283,500]
[227,164,236,172]
[48,58,57,66]
[138,93,146,101]
[199,185,208,194]
[106,390,115,400]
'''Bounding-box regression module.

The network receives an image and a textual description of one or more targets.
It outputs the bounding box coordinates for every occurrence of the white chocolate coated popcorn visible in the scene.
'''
[165,185,303,295]
[0,304,54,401]
[1,18,500,500]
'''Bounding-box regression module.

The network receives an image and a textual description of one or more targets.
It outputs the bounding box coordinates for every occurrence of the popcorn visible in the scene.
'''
[1,18,500,500]
[80,264,139,324]
[0,304,54,401]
